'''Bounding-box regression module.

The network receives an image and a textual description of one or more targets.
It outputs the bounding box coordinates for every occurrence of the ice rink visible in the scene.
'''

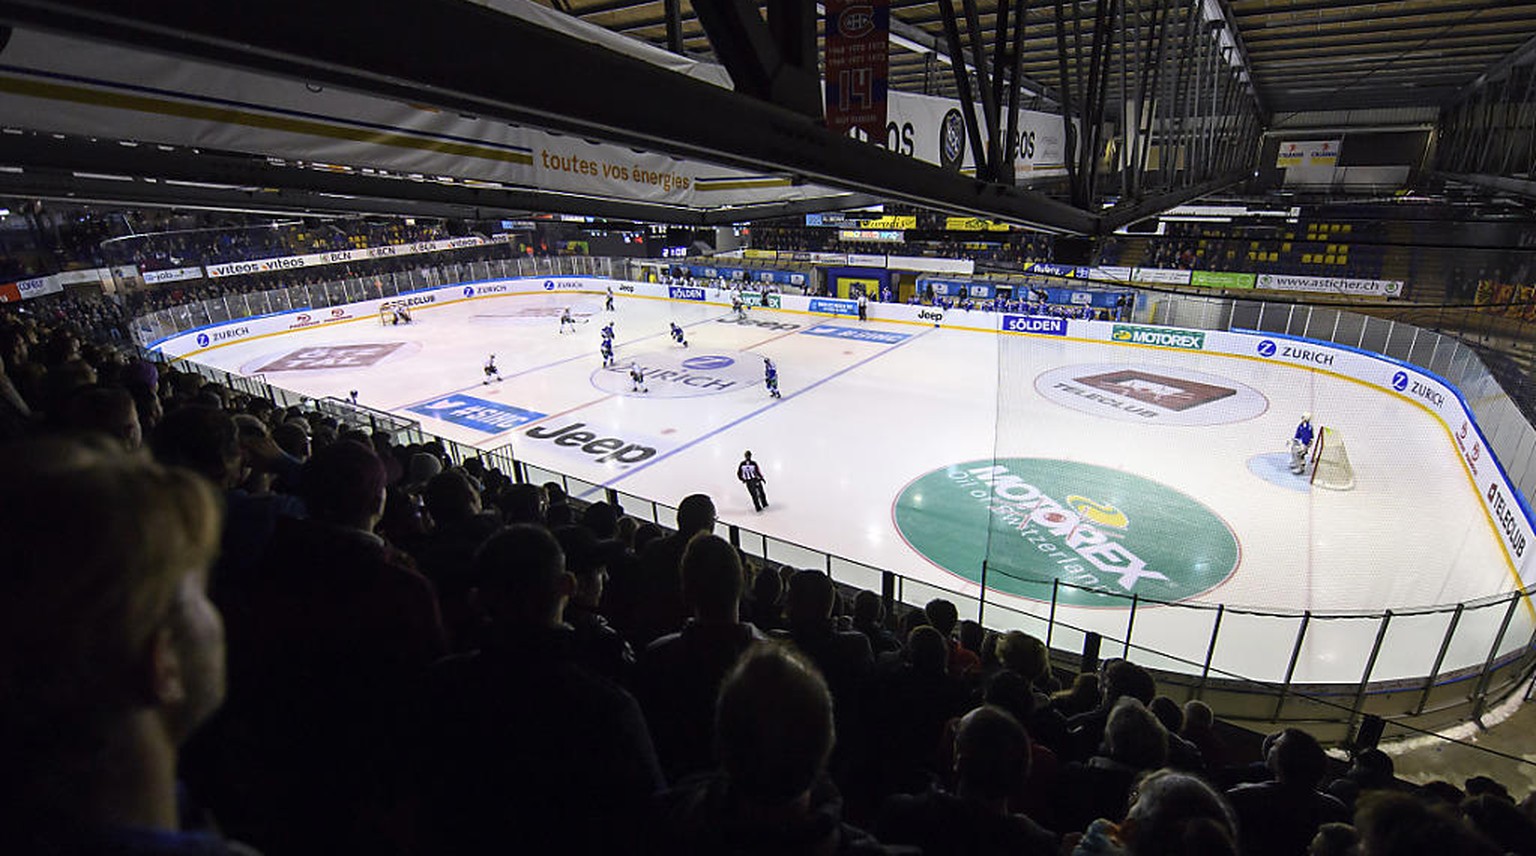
[190,286,1530,685]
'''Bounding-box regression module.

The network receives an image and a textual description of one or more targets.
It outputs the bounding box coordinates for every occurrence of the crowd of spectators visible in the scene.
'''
[102,216,450,273]
[4,294,1536,856]
[747,226,1057,269]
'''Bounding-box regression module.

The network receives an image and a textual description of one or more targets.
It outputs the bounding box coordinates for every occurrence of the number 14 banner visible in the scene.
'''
[824,0,889,139]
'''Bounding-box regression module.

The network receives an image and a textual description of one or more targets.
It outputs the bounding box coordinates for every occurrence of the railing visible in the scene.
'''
[146,256,1536,748]
[131,255,629,346]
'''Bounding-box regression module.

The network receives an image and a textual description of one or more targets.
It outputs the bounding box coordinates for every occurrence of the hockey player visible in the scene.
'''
[763,357,781,399]
[738,450,768,511]
[857,291,868,321]
[348,390,359,405]
[559,306,577,334]
[670,322,689,348]
[629,362,648,393]
[601,321,615,343]
[731,290,747,320]
[1289,412,1314,474]
[392,305,413,325]
[600,337,615,368]
[605,285,615,312]
[483,354,502,384]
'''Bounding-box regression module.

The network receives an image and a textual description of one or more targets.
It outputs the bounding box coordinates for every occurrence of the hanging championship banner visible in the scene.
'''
[824,0,890,138]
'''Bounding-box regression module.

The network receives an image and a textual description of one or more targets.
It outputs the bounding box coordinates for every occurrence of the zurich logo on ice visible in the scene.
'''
[682,355,735,371]
[463,286,475,297]
[196,333,210,348]
[1257,340,1277,357]
[1391,371,1409,391]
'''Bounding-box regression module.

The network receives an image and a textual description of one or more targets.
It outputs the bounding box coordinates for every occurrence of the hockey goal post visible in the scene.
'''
[1309,426,1355,490]
[378,302,414,325]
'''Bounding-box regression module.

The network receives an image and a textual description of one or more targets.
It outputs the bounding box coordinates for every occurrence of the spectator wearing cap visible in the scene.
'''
[555,524,635,684]
[403,525,661,854]
[0,438,237,853]
[635,533,766,782]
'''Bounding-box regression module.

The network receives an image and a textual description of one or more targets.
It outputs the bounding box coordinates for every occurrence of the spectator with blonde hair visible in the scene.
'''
[0,438,231,852]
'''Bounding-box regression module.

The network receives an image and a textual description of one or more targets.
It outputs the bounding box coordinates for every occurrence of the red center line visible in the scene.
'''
[514,392,618,432]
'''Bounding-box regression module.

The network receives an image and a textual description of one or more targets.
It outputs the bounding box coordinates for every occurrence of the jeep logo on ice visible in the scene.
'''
[523,422,657,466]
[1002,315,1067,336]
[1257,340,1277,357]
[1391,371,1409,391]
[716,317,799,332]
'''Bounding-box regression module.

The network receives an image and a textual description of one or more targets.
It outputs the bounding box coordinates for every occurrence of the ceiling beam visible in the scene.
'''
[0,0,1099,233]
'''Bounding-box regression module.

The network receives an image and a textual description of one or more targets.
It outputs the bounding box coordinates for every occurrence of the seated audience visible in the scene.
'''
[1226,727,1349,856]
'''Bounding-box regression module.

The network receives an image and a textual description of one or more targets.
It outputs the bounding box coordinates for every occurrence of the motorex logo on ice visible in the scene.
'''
[894,458,1238,606]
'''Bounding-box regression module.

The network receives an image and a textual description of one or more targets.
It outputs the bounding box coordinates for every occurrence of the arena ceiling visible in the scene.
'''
[545,0,1536,115]
[0,1,1529,232]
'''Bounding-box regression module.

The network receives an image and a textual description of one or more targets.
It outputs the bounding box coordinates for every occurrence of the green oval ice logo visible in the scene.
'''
[894,458,1239,607]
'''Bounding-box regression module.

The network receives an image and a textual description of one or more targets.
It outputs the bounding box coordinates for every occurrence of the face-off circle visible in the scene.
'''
[591,349,766,398]
[894,458,1240,607]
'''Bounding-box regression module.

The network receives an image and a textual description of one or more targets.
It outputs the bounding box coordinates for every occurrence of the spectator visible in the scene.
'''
[878,705,1057,856]
[403,525,661,854]
[189,439,444,855]
[1059,697,1168,833]
[650,643,889,855]
[747,564,786,632]
[635,532,766,781]
[926,598,981,676]
[413,469,502,652]
[1327,748,1402,811]
[1307,823,1360,856]
[1073,768,1239,856]
[1226,727,1349,856]
[852,589,902,655]
[1353,791,1501,856]
[1147,696,1204,774]
[1052,672,1102,718]
[1461,793,1536,856]
[634,493,716,646]
[58,384,142,449]
[995,631,1069,752]
[1065,659,1157,762]
[772,570,873,703]
[0,438,236,852]
[858,625,972,803]
[555,523,635,683]
[1181,699,1228,772]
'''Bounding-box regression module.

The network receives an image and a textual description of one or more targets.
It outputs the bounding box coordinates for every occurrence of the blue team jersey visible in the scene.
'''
[1295,421,1314,446]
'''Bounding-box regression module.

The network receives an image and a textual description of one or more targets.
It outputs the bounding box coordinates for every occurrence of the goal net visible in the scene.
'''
[378,302,414,325]
[1310,426,1355,490]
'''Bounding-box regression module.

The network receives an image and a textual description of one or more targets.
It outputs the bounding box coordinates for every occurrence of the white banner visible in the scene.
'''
[15,275,60,299]
[205,236,501,279]
[881,90,1073,181]
[1256,273,1402,298]
[1131,267,1193,285]
[888,255,974,275]
[141,266,206,285]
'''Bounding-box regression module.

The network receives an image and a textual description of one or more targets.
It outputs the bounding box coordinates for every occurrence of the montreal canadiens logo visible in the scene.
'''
[838,6,875,38]
[1257,340,1277,357]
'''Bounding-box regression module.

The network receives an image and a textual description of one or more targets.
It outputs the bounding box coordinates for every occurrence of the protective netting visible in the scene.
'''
[1310,426,1356,491]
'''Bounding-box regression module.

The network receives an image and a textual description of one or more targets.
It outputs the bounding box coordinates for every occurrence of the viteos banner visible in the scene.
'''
[205,236,502,279]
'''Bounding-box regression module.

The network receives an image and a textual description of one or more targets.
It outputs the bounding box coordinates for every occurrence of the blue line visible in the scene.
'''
[578,328,935,499]
[394,311,727,414]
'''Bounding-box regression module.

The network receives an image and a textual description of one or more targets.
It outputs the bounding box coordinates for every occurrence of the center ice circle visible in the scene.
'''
[591,349,764,398]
